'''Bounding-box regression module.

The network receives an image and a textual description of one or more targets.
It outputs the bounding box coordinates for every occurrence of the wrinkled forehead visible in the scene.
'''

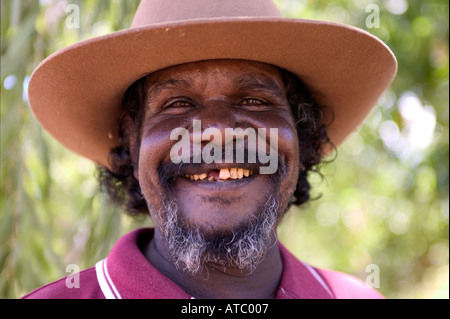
[143,59,285,95]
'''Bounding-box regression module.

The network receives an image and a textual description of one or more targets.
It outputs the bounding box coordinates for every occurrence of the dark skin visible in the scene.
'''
[127,60,300,299]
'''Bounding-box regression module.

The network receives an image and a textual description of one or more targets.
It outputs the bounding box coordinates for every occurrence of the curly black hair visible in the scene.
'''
[97,66,334,216]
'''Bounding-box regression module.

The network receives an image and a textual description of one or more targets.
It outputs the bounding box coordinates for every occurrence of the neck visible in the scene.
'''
[144,230,283,299]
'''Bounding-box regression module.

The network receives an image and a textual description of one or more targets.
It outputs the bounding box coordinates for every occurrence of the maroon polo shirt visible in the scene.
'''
[22,228,383,299]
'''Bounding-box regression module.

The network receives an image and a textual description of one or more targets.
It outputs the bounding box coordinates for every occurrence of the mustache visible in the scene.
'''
[157,149,287,189]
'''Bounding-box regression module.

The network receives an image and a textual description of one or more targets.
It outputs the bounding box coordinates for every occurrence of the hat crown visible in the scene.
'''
[131,0,283,27]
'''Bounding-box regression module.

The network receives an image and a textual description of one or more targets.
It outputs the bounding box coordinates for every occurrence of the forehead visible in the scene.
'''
[145,59,284,91]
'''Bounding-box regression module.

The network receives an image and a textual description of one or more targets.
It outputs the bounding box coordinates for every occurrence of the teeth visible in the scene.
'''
[229,168,238,179]
[188,173,207,180]
[219,168,231,180]
[186,168,254,181]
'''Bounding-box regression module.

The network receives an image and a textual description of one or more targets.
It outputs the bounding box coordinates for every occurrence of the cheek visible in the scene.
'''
[278,125,299,166]
[250,111,299,168]
[262,113,300,200]
[137,118,181,196]
[277,123,300,190]
[247,111,300,204]
[139,131,171,168]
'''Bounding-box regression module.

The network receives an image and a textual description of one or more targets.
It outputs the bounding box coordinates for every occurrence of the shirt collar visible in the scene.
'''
[96,228,334,299]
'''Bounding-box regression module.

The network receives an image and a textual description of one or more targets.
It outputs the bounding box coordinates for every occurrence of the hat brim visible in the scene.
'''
[28,17,397,168]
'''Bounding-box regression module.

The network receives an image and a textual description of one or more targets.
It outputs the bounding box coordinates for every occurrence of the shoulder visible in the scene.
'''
[21,267,105,299]
[278,243,384,299]
[315,268,384,299]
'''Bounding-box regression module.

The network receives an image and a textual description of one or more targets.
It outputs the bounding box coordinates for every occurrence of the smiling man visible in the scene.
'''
[23,0,397,299]
[123,60,301,299]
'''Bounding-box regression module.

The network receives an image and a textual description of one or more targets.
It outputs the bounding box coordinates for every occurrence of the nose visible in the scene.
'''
[190,97,240,145]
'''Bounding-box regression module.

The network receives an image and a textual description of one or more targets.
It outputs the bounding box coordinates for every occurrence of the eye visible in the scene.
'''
[164,98,195,109]
[240,98,267,106]
[171,101,192,107]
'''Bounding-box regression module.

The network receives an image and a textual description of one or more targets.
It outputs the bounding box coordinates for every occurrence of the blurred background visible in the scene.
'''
[1,0,448,299]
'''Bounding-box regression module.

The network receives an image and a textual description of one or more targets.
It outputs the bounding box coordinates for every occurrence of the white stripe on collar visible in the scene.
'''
[301,261,334,298]
[95,258,122,299]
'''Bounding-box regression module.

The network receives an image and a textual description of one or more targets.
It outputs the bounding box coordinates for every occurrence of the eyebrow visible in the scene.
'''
[146,72,285,99]
[147,78,194,99]
[233,73,285,98]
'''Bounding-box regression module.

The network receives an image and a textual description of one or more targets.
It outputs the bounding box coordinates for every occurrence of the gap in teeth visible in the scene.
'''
[185,168,254,181]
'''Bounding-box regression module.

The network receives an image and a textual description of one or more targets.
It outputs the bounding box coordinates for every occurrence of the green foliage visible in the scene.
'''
[1,0,448,299]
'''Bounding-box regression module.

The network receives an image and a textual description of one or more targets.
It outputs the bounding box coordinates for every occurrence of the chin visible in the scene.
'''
[160,193,281,275]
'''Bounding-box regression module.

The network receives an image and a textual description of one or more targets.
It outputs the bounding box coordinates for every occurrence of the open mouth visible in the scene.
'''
[185,168,255,182]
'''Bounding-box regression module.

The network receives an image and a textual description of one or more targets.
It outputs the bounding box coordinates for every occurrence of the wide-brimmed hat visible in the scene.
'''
[28,0,397,168]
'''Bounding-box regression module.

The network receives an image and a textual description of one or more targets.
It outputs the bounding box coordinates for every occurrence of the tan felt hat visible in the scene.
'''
[28,0,397,168]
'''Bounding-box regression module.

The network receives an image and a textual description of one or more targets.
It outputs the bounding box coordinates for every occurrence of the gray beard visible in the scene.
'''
[158,195,280,275]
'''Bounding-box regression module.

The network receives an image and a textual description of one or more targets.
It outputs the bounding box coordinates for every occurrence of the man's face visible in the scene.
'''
[134,60,299,272]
